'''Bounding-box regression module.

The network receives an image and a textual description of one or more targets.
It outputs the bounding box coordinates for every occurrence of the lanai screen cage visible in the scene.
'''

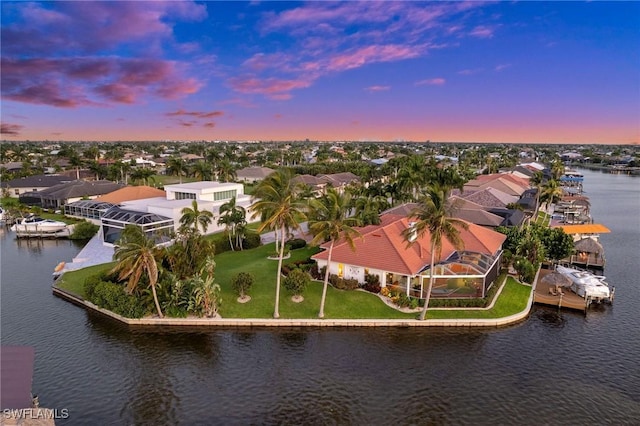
[388,250,503,299]
[64,200,115,220]
[101,206,174,245]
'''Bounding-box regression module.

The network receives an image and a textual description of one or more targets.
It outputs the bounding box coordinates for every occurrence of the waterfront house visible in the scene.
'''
[312,213,506,299]
[1,174,71,198]
[98,181,257,245]
[19,180,123,208]
[236,166,275,183]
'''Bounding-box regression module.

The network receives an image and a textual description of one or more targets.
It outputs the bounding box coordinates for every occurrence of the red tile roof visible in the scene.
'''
[95,185,166,203]
[312,214,506,275]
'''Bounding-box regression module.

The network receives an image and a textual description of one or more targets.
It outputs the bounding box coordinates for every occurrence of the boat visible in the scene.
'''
[0,206,6,223]
[556,265,612,303]
[10,215,68,234]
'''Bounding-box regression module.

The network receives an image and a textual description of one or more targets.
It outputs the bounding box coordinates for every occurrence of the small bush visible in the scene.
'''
[243,232,262,250]
[283,269,310,296]
[362,273,381,293]
[328,274,359,290]
[285,238,307,250]
[232,272,254,298]
[70,220,99,240]
[88,280,147,318]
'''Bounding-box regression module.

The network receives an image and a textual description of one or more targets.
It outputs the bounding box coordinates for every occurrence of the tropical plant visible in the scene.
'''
[404,185,468,321]
[218,196,246,250]
[283,268,309,297]
[180,200,214,234]
[354,195,389,226]
[232,272,254,299]
[129,168,155,186]
[308,188,361,318]
[250,168,308,318]
[215,159,236,182]
[539,179,564,213]
[191,161,213,181]
[111,225,164,318]
[166,156,188,184]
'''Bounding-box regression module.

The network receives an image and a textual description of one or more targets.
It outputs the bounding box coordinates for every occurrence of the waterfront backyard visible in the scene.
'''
[55,242,532,321]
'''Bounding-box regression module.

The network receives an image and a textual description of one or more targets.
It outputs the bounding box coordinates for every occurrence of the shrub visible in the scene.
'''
[283,269,310,296]
[232,272,254,298]
[362,273,381,293]
[88,280,147,318]
[380,287,391,297]
[285,238,307,250]
[327,274,359,290]
[243,232,262,250]
[70,220,99,240]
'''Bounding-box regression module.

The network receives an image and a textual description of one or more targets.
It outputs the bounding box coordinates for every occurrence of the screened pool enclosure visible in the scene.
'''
[101,207,174,245]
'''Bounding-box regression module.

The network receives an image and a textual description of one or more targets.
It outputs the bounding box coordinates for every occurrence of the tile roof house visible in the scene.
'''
[20,180,124,209]
[94,185,166,204]
[312,213,506,300]
[462,187,519,209]
[1,174,72,198]
[236,167,275,183]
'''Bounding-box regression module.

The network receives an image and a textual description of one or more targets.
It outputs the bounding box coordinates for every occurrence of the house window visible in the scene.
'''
[338,263,344,277]
[175,192,196,200]
[14,189,19,195]
[213,189,237,201]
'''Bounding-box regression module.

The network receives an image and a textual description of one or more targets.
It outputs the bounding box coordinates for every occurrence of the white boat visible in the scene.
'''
[556,265,611,302]
[10,215,68,234]
[0,206,6,223]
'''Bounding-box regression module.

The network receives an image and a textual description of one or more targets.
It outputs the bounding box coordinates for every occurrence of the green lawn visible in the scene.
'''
[426,277,531,319]
[55,262,117,298]
[54,244,532,321]
[534,211,551,227]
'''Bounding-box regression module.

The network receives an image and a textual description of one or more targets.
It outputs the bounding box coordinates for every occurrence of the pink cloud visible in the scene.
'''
[166,109,224,119]
[229,76,312,100]
[415,78,446,86]
[495,63,511,72]
[1,57,203,107]
[365,85,390,92]
[1,123,24,136]
[328,44,422,71]
[457,68,483,76]
[469,25,495,38]
[203,122,216,128]
[2,2,207,56]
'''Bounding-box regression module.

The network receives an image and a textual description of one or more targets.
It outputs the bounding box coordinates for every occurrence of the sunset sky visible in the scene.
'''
[1,1,639,144]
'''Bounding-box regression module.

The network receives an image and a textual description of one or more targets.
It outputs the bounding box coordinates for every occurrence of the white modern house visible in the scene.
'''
[99,181,257,245]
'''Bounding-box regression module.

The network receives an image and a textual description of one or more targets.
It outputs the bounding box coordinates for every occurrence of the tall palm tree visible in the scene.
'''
[111,225,163,318]
[354,194,389,226]
[539,179,564,213]
[180,200,214,234]
[405,185,468,321]
[130,168,155,186]
[308,188,361,319]
[191,161,213,181]
[215,159,236,182]
[167,156,187,184]
[218,196,246,251]
[250,169,307,318]
[397,155,426,201]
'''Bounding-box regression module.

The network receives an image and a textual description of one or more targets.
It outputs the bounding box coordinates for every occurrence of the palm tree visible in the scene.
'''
[215,159,236,182]
[68,152,83,180]
[397,155,426,200]
[308,188,361,319]
[539,179,564,213]
[191,161,213,181]
[405,185,468,321]
[218,196,246,251]
[354,194,389,226]
[111,225,163,318]
[166,156,187,184]
[250,169,308,318]
[180,200,214,234]
[130,168,155,186]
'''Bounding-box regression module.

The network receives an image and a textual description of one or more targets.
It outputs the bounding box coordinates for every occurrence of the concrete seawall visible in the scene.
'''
[52,284,533,328]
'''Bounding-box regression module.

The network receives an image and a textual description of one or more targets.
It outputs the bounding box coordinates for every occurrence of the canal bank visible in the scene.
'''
[52,273,534,328]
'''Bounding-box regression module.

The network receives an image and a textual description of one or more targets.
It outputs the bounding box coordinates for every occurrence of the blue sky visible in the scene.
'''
[1,1,638,144]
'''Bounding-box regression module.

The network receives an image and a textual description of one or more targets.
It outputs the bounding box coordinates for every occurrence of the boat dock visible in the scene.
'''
[13,226,73,239]
[533,269,613,313]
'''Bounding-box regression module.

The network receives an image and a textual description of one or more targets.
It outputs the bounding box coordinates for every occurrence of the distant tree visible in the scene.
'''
[232,272,254,300]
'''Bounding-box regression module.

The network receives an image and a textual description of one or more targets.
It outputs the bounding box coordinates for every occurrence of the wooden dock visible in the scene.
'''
[13,226,72,239]
[533,269,610,312]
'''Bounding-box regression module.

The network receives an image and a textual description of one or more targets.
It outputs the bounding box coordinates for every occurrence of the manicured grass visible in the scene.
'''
[150,175,198,187]
[53,245,531,321]
[55,262,117,299]
[426,277,531,319]
[215,243,415,319]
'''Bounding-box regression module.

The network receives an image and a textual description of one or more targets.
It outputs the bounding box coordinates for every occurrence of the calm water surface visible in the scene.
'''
[1,169,639,425]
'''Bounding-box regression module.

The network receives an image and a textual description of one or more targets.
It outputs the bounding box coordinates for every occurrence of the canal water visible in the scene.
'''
[1,169,639,425]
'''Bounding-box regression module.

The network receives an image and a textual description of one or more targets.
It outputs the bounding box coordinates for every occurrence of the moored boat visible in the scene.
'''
[10,215,68,234]
[556,265,612,303]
